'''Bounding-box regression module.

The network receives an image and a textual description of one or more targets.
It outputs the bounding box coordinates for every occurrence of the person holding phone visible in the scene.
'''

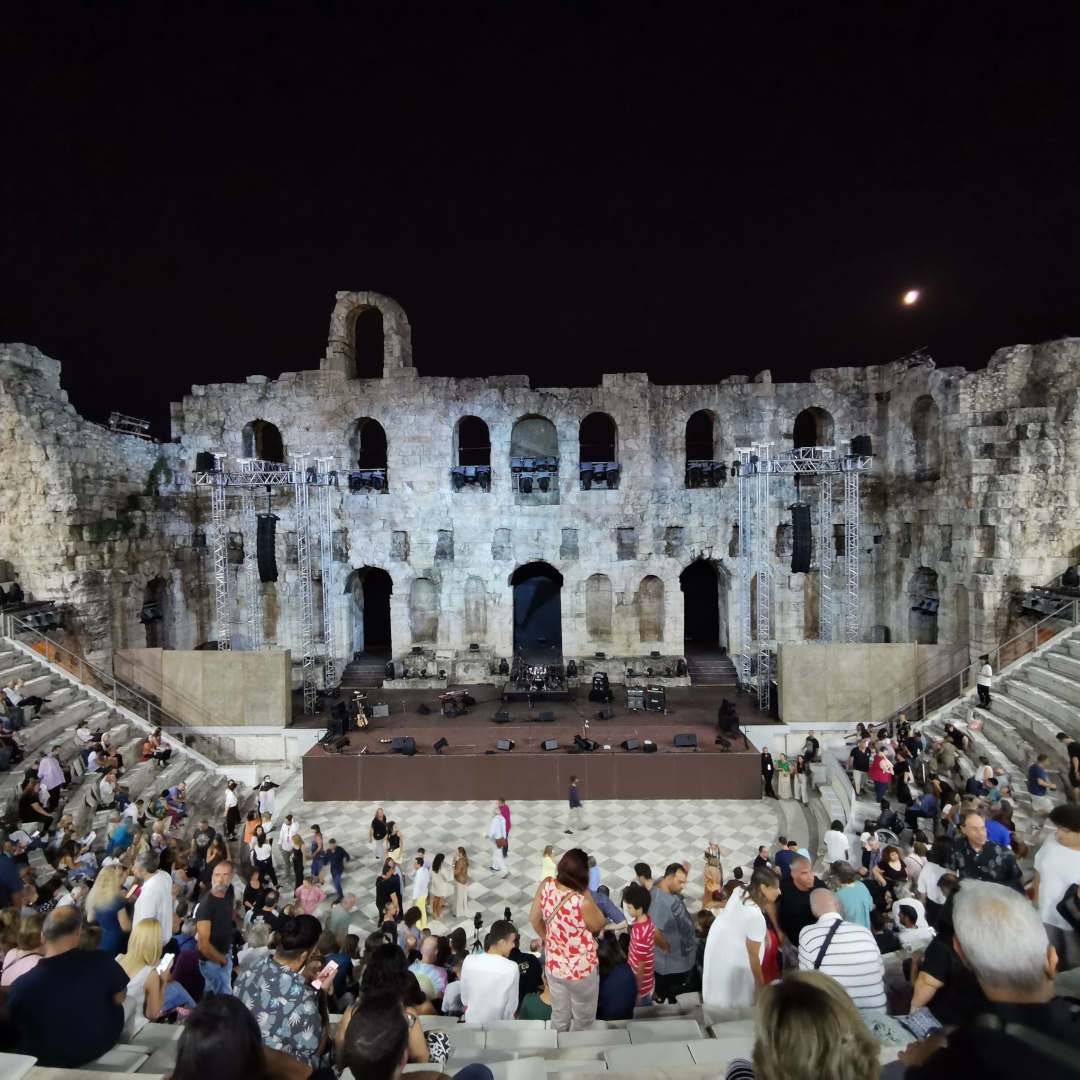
[118,918,196,1035]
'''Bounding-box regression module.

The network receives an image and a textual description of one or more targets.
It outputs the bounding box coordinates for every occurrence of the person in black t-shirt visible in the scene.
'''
[242,870,266,915]
[375,859,403,922]
[7,906,128,1067]
[196,860,237,996]
[776,856,825,944]
[1056,732,1080,802]
[508,930,542,1001]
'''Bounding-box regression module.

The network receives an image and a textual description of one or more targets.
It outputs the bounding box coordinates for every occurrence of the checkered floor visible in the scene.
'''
[272,782,782,938]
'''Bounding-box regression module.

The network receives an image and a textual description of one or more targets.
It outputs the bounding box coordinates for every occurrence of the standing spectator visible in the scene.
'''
[256,775,278,819]
[195,859,236,996]
[822,820,850,865]
[831,861,873,929]
[487,804,508,874]
[223,779,240,840]
[131,851,175,948]
[1056,731,1080,804]
[37,745,65,808]
[290,834,305,890]
[460,920,521,1022]
[868,746,894,801]
[948,811,1023,890]
[376,860,403,922]
[385,821,404,865]
[370,807,388,860]
[702,868,781,1008]
[566,775,586,832]
[410,854,430,929]
[277,813,298,873]
[6,906,128,1068]
[775,840,799,878]
[1027,754,1057,815]
[1033,803,1080,970]
[976,654,993,707]
[650,863,696,1003]
[848,737,872,795]
[621,881,663,1005]
[541,844,557,879]
[793,754,810,803]
[760,748,777,799]
[796,890,886,1012]
[452,846,470,917]
[294,874,326,916]
[250,825,277,887]
[752,846,773,873]
[529,848,605,1030]
[86,864,132,954]
[777,856,827,946]
[429,852,451,921]
[239,811,259,876]
[308,823,325,879]
[324,838,352,902]
[498,797,512,854]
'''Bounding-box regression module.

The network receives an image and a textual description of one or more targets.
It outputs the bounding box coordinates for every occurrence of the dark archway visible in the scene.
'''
[349,418,388,470]
[510,562,563,664]
[908,566,940,645]
[455,416,491,466]
[345,567,393,657]
[354,307,385,379]
[142,576,169,648]
[680,560,720,649]
[793,407,835,449]
[579,412,617,462]
[242,419,285,463]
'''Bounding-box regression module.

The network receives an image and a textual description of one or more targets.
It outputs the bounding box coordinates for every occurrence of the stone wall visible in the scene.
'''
[5,294,1080,690]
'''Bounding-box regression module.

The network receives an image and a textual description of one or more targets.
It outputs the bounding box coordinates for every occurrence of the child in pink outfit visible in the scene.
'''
[294,876,325,915]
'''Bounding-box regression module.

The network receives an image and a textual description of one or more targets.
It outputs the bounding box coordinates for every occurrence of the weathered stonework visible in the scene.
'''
[4,293,1080,685]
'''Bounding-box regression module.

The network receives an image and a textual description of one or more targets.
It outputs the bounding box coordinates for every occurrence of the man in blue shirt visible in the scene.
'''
[1027,755,1056,815]
[324,838,352,901]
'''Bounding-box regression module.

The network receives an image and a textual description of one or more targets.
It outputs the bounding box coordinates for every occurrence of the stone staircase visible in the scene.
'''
[340,652,386,690]
[684,650,737,686]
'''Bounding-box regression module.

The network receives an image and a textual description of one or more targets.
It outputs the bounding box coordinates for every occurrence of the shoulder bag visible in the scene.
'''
[1056,883,1080,932]
[812,919,843,970]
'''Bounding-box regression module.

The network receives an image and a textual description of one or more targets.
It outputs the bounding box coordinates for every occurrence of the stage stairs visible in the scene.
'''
[340,653,386,691]
[684,650,737,686]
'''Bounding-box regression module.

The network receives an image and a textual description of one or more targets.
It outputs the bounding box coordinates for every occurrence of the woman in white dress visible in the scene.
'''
[702,868,781,1008]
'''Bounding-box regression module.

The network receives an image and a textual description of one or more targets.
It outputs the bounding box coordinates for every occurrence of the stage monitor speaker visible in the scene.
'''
[390,736,416,756]
[417,703,431,715]
[851,434,873,456]
[642,740,657,753]
[433,737,449,754]
[538,711,555,723]
[494,711,511,724]
[496,738,514,751]
[621,738,641,751]
[674,733,698,749]
[256,514,280,583]
[791,503,812,573]
[542,739,559,751]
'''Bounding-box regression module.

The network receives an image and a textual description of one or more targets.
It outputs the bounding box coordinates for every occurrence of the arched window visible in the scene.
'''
[685,411,722,487]
[510,415,559,497]
[585,573,613,640]
[579,413,619,490]
[347,419,389,492]
[409,577,438,643]
[354,307,385,378]
[911,395,942,481]
[455,417,491,466]
[793,407,835,449]
[242,419,285,463]
[637,576,665,642]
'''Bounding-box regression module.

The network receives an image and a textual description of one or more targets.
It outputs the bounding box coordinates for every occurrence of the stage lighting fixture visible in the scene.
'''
[433,737,449,755]
[519,476,533,493]
[537,475,550,492]
[621,738,641,752]
[496,739,514,751]
[542,739,559,751]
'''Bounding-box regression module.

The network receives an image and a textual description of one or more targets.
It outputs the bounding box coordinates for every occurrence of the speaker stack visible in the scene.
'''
[674,733,698,749]
[257,514,280,583]
[790,503,811,574]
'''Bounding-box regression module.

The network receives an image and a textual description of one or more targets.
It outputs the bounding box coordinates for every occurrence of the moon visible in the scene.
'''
[902,289,921,306]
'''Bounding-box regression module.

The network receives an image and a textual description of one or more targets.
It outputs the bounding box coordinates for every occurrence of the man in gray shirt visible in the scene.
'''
[650,863,695,1002]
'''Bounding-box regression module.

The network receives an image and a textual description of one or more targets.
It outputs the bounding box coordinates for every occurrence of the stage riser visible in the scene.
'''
[302,748,761,802]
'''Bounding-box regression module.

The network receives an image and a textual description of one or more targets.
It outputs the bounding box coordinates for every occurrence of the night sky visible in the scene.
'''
[2,11,1077,435]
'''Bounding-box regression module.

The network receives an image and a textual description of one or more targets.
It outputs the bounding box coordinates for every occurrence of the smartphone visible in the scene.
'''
[312,959,339,991]
[156,953,175,976]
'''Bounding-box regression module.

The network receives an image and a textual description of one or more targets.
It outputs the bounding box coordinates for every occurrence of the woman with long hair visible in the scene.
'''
[529,847,606,1032]
[290,833,305,890]
[369,807,388,861]
[452,846,469,917]
[309,823,325,880]
[0,913,45,988]
[85,864,132,954]
[250,825,277,887]
[171,995,270,1080]
[119,918,196,1033]
[428,852,451,921]
[702,867,781,1008]
[793,755,809,804]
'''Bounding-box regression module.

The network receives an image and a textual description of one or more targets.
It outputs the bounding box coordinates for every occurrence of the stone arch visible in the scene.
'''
[793,406,835,448]
[241,419,285,463]
[141,576,170,649]
[686,409,716,461]
[348,418,388,470]
[911,394,943,481]
[510,415,559,459]
[344,566,393,656]
[637,575,665,642]
[510,562,564,660]
[579,412,618,463]
[908,566,940,644]
[680,558,731,652]
[323,291,414,378]
[464,576,488,639]
[585,573,614,640]
[409,577,439,643]
[454,416,491,467]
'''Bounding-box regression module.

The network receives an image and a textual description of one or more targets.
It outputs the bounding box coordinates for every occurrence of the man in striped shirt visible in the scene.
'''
[797,889,886,1012]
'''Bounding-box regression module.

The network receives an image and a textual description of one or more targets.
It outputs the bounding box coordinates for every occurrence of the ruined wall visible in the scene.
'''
[5,294,1080,686]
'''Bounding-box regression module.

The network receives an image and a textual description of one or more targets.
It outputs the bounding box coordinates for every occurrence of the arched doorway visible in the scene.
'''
[354,307,385,378]
[242,419,285,463]
[680,560,729,652]
[908,567,940,644]
[793,407,835,449]
[510,562,563,665]
[345,567,393,658]
[141,576,170,648]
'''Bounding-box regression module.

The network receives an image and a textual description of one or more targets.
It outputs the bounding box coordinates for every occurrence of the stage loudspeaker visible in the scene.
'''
[851,434,873,456]
[674,733,698,749]
[332,735,349,753]
[621,738,641,751]
[596,707,615,720]
[391,736,416,756]
[642,740,657,753]
[496,739,514,751]
[538,711,555,723]
[433,737,449,754]
[542,739,559,751]
[256,514,279,583]
[494,711,511,724]
[417,703,431,715]
[791,503,812,573]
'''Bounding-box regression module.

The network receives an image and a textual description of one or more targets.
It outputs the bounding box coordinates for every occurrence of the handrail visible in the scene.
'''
[1,612,202,743]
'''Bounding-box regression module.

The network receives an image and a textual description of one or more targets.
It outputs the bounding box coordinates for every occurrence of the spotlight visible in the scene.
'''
[433,737,449,755]
[519,476,533,493]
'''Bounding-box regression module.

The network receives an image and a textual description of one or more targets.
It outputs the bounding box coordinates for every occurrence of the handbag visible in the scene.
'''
[496,838,507,850]
[539,886,574,942]
[1056,883,1080,932]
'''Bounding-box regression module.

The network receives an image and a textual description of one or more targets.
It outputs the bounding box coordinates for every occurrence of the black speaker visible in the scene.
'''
[851,434,873,456]
[496,739,514,751]
[596,707,615,720]
[538,711,555,723]
[642,740,657,753]
[621,738,641,752]
[391,736,416,756]
[256,514,279,583]
[494,711,511,724]
[433,737,449,754]
[332,735,349,753]
[542,739,559,751]
[791,503,811,574]
[674,733,698,749]
[417,703,431,715]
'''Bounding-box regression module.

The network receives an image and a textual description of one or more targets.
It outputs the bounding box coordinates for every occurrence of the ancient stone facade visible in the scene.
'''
[4,293,1080,688]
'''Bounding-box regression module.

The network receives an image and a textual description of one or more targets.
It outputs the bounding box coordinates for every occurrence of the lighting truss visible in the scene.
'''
[737,451,752,690]
[209,454,230,650]
[292,455,317,716]
[843,458,861,644]
[237,462,263,651]
[754,446,772,713]
[314,457,338,691]
[818,458,834,642]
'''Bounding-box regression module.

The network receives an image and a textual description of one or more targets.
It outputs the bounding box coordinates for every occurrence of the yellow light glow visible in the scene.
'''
[902,289,921,306]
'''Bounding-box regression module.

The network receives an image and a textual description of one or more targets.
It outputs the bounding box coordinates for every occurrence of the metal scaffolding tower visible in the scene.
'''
[843,458,862,644]
[817,458,834,642]
[292,455,318,716]
[737,451,752,690]
[209,454,230,651]
[314,457,338,693]
[237,461,264,651]
[754,446,772,713]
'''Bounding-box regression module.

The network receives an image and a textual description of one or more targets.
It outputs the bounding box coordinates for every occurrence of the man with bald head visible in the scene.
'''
[776,853,826,945]
[797,888,886,1012]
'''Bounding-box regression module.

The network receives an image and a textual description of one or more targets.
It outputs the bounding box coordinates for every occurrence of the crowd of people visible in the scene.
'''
[0,695,1079,1078]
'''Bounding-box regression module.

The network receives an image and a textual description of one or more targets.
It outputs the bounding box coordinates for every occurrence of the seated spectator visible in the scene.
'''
[797,889,886,1012]
[948,810,1023,890]
[17,775,51,827]
[142,727,172,766]
[236,913,327,1069]
[894,898,935,953]
[6,906,128,1068]
[0,912,44,987]
[4,679,47,717]
[900,881,1080,1077]
[724,969,880,1079]
[325,931,360,1004]
[409,933,448,1000]
[236,919,273,974]
[518,969,554,1020]
[596,931,637,1020]
[119,917,197,1033]
[460,919,520,1022]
